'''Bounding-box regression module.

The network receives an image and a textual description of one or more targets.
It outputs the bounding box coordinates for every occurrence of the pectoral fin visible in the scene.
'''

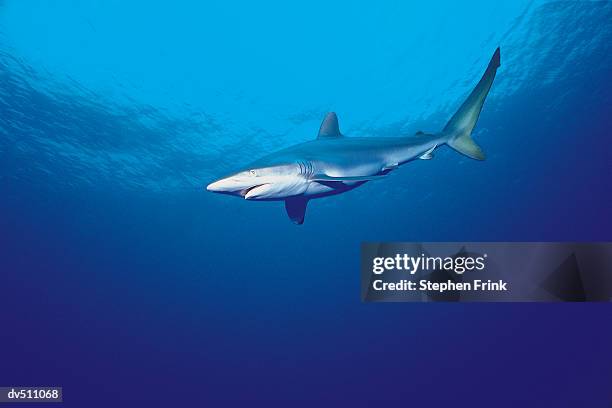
[285,196,308,225]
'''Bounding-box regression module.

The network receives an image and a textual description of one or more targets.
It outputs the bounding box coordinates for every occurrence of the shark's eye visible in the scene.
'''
[249,169,257,176]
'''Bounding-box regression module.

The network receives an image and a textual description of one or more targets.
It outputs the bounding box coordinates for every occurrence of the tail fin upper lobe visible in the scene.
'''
[445,47,500,160]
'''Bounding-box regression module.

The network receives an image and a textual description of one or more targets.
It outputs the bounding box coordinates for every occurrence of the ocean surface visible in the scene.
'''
[1,1,611,406]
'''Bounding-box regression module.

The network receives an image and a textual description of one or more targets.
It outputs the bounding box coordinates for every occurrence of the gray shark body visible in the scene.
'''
[207,48,501,224]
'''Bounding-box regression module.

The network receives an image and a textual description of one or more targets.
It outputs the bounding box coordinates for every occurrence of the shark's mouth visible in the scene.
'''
[241,184,269,199]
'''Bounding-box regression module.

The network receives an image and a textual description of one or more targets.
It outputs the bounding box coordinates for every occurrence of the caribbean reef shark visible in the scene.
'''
[207,48,500,224]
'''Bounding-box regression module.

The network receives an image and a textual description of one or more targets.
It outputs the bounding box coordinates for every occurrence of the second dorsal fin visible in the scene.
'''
[317,112,343,139]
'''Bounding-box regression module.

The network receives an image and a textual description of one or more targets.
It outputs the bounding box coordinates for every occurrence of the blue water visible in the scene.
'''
[1,1,611,406]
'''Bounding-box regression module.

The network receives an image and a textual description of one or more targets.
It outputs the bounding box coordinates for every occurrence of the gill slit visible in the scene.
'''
[300,161,313,178]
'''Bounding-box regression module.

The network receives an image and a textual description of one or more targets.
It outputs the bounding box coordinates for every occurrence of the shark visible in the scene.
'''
[207,48,501,224]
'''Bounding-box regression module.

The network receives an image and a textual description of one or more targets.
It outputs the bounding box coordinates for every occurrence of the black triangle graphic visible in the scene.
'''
[540,253,587,301]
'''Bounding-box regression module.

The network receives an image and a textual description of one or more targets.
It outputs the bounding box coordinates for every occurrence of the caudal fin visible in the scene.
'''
[445,47,500,160]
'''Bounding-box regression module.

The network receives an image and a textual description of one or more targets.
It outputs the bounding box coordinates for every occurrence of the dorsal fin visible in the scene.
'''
[317,112,343,139]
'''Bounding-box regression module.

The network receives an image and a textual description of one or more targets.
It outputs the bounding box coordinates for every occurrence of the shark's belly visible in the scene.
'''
[304,180,366,198]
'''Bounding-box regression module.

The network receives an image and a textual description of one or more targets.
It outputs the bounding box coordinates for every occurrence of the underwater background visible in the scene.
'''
[1,0,611,406]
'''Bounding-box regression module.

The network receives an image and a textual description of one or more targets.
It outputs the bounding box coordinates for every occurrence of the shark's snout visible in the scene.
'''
[206,179,226,192]
[206,177,242,193]
[206,176,267,198]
